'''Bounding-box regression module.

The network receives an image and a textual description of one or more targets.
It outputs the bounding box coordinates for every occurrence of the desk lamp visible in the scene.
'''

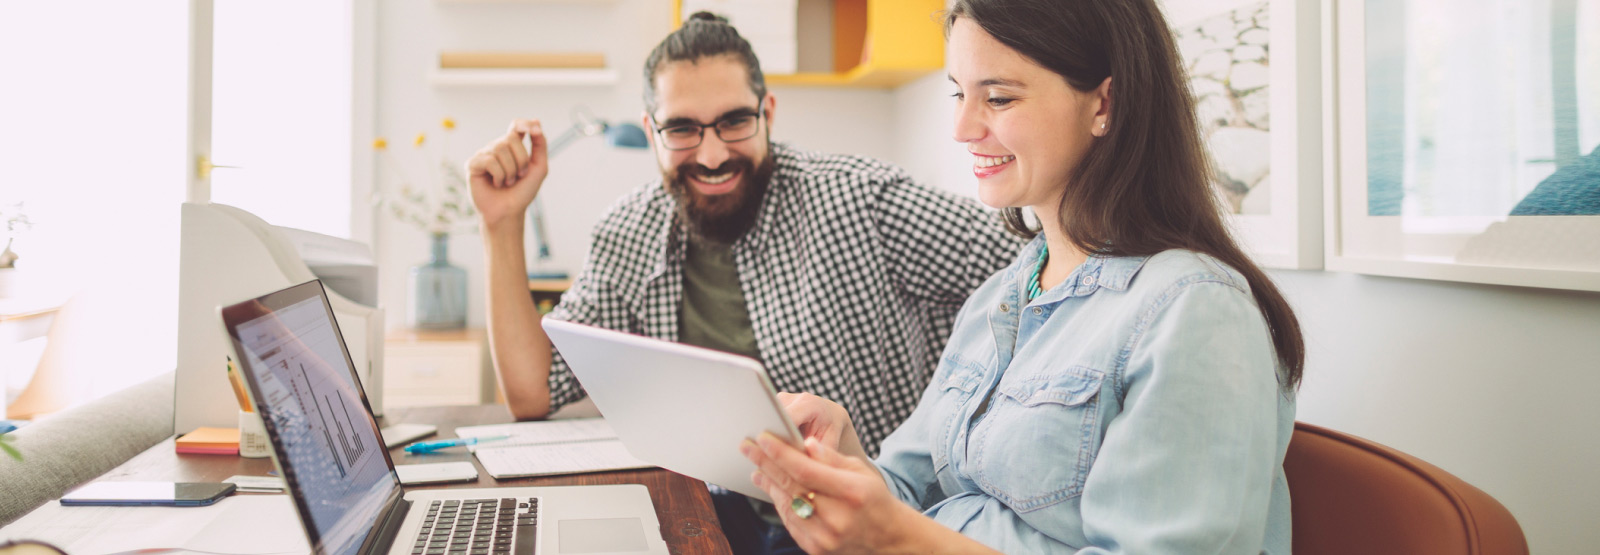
[528,110,649,280]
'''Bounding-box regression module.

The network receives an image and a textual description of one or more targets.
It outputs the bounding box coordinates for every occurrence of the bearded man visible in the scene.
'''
[466,12,1021,552]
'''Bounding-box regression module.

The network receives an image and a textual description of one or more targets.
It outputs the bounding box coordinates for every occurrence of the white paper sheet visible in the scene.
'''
[0,494,309,555]
[454,418,619,452]
[471,439,651,479]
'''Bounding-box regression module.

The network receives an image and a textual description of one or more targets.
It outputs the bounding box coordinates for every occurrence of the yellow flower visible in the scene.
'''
[372,137,388,150]
[441,118,456,130]
[414,133,426,147]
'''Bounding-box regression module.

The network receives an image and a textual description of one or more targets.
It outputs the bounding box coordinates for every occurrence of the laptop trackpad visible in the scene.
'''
[557,518,649,553]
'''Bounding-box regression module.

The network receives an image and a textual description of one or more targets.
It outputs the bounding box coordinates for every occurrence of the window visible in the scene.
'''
[0,0,361,416]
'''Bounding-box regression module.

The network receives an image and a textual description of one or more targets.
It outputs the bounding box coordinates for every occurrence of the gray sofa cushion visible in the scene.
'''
[0,372,173,526]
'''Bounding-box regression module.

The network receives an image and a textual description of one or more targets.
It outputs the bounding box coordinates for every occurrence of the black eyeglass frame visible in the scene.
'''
[648,108,766,151]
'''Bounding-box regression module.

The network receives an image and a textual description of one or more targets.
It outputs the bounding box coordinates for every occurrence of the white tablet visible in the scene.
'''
[542,319,803,502]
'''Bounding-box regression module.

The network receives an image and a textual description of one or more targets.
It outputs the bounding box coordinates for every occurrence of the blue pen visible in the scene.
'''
[405,435,511,454]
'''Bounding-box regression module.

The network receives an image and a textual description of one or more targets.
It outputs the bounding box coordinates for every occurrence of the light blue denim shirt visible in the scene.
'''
[874,237,1295,554]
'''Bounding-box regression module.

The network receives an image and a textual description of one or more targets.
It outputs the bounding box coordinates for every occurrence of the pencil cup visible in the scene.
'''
[239,410,271,458]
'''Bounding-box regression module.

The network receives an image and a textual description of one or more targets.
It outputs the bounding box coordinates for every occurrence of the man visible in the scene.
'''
[466,12,1022,553]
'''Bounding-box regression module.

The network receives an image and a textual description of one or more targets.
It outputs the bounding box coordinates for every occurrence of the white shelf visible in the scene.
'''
[430,68,620,87]
[436,0,616,4]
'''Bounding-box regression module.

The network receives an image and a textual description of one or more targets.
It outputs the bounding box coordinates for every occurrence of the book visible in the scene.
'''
[176,427,240,455]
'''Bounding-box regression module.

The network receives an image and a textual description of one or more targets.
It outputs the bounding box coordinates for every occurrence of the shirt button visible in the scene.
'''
[999,303,1011,313]
[1083,275,1098,287]
[1032,307,1043,315]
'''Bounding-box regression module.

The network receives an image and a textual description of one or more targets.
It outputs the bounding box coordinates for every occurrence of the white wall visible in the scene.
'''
[373,0,895,330]
[889,70,1600,553]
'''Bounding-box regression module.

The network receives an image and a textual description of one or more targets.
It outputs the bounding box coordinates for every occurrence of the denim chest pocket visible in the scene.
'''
[931,358,984,472]
[972,366,1106,512]
[928,355,985,470]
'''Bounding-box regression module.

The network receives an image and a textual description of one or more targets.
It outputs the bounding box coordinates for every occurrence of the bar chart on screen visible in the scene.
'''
[241,297,385,504]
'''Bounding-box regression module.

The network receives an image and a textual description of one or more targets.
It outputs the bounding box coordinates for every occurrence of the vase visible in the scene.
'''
[408,233,467,330]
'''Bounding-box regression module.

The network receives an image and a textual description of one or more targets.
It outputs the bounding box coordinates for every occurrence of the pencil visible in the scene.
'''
[226,356,253,412]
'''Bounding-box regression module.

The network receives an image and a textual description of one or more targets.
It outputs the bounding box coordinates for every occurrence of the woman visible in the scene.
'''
[739,0,1303,552]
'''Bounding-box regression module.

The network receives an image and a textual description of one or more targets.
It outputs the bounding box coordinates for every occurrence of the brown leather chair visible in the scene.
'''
[1284,422,1529,555]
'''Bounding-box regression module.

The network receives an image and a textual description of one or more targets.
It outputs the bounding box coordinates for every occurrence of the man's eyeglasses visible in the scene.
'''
[650,109,764,151]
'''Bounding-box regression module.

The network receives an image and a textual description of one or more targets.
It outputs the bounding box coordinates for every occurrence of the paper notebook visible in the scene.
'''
[175,427,240,455]
[455,418,652,478]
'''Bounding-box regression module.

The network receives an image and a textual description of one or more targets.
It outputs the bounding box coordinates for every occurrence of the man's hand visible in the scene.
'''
[473,119,557,421]
[467,119,550,230]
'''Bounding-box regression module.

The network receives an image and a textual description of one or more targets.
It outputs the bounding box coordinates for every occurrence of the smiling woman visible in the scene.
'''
[742,0,1304,553]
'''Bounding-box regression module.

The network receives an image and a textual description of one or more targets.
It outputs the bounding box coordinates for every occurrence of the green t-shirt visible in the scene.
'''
[683,238,781,517]
[679,237,761,361]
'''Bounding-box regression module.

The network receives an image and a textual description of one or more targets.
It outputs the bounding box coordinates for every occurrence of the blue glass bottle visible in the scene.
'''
[409,232,467,329]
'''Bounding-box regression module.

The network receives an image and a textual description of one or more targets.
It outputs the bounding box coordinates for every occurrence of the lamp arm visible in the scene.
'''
[530,198,553,260]
[526,110,638,279]
[545,113,609,158]
[528,119,603,274]
[545,124,586,157]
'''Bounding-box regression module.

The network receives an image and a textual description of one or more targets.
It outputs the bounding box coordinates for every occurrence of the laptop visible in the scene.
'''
[220,280,668,555]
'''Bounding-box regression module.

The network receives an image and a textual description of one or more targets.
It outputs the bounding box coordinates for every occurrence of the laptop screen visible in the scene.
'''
[225,281,399,555]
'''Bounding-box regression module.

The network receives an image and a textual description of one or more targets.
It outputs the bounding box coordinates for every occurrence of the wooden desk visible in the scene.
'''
[100,405,730,555]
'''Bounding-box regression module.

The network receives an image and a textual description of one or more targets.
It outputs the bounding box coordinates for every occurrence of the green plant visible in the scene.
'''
[1,431,20,461]
[373,118,479,236]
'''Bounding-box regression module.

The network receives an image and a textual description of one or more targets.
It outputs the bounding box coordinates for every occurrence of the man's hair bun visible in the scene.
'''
[686,11,728,25]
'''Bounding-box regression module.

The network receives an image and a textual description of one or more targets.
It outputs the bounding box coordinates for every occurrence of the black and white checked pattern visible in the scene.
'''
[543,143,1024,456]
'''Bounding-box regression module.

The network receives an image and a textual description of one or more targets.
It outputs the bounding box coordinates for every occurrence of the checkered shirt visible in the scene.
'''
[543,142,1024,456]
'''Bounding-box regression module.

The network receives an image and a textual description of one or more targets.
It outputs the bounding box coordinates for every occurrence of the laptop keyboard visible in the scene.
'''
[411,497,540,555]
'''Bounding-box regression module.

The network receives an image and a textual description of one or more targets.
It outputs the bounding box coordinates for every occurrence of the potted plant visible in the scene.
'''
[0,202,32,296]
[373,119,478,330]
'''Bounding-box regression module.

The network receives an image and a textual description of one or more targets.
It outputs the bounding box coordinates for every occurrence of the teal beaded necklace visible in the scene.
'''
[1025,245,1049,302]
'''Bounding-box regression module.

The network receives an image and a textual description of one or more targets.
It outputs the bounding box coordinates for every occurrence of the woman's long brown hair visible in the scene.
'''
[948,0,1305,389]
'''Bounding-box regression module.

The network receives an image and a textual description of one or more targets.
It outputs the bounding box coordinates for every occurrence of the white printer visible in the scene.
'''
[175,202,385,432]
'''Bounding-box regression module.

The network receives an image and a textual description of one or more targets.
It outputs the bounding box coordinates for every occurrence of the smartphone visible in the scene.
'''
[59,481,236,507]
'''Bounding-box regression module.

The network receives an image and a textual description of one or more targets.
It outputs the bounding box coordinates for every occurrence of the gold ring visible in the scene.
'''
[790,492,817,519]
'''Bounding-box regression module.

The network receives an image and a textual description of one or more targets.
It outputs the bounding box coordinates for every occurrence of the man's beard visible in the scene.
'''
[664,143,777,245]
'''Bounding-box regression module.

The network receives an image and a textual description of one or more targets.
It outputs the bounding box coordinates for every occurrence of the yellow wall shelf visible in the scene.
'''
[673,0,945,89]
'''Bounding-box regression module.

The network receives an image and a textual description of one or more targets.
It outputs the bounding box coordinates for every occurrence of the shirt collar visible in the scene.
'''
[1015,236,1151,304]
[1095,253,1149,291]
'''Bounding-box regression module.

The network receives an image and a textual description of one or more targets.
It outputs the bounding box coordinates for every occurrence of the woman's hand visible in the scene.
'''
[741,433,924,554]
[777,392,868,461]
